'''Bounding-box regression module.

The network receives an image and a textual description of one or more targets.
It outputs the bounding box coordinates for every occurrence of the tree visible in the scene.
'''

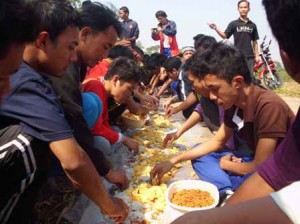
[275,61,291,81]
[136,40,144,50]
[68,0,81,7]
[145,45,160,55]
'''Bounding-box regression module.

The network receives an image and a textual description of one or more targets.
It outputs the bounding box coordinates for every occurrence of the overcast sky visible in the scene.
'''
[89,0,281,62]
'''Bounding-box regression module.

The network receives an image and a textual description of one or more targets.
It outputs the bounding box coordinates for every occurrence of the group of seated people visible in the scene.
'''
[0,0,300,224]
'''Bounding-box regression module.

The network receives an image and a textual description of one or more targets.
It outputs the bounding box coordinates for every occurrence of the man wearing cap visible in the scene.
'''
[181,46,195,62]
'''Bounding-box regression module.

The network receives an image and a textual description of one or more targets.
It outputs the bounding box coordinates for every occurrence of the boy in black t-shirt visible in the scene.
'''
[208,0,259,80]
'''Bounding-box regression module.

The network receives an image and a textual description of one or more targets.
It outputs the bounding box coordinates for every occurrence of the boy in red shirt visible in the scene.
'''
[83,57,141,156]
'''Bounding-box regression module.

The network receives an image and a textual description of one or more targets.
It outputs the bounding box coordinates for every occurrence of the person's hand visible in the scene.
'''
[150,161,173,185]
[165,106,179,117]
[231,156,242,164]
[123,136,139,154]
[157,26,162,32]
[148,88,154,95]
[151,28,158,34]
[159,67,167,80]
[163,131,179,148]
[136,105,149,116]
[141,95,159,110]
[116,39,131,47]
[143,94,159,105]
[219,153,233,170]
[102,197,129,223]
[105,169,129,190]
[163,100,172,110]
[208,23,217,30]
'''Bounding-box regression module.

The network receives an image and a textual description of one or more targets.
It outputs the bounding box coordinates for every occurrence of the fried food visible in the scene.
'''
[171,189,215,207]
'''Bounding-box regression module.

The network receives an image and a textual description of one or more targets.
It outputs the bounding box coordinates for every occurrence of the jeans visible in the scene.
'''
[246,57,255,81]
[163,48,172,58]
[93,135,123,169]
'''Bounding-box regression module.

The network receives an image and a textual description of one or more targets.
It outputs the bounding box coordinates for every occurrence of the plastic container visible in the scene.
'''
[164,180,219,222]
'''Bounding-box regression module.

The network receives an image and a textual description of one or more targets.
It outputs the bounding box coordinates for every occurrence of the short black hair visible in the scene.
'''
[185,42,252,84]
[108,45,134,60]
[31,0,80,42]
[263,0,300,60]
[155,10,167,18]
[119,6,129,14]
[80,2,122,37]
[195,35,217,51]
[82,0,92,7]
[0,0,39,59]
[163,57,182,73]
[146,53,167,73]
[132,45,145,58]
[193,34,205,42]
[238,0,250,7]
[105,57,141,83]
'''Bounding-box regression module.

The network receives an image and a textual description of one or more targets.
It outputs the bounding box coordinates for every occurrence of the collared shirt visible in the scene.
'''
[225,18,259,58]
[0,63,73,142]
[120,19,139,46]
[224,84,294,153]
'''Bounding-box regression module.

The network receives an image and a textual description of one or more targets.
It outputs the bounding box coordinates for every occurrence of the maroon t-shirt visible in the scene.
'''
[224,85,294,153]
[257,107,300,190]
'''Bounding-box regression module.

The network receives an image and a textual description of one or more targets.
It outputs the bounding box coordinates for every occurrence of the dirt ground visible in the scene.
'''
[276,81,300,98]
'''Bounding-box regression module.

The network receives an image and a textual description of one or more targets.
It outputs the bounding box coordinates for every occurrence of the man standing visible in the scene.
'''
[208,0,259,80]
[119,6,139,47]
[151,10,179,57]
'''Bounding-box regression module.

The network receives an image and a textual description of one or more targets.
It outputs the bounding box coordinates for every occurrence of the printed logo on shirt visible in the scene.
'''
[236,26,253,33]
[129,24,133,29]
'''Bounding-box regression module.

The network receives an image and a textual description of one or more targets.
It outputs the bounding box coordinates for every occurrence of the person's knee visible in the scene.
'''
[94,136,111,155]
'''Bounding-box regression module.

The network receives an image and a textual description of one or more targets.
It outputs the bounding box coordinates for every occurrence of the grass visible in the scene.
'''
[275,81,300,97]
[270,67,300,97]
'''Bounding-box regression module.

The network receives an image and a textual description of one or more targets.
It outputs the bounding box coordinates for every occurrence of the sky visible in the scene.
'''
[87,0,281,62]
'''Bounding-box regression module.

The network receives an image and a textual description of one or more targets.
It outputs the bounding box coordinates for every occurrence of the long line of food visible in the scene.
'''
[115,113,196,224]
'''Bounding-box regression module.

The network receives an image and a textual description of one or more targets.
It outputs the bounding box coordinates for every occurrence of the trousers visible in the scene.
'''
[192,149,253,194]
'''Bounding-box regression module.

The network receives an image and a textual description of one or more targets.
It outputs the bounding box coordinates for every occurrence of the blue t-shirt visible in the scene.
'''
[0,63,73,142]
[120,19,139,46]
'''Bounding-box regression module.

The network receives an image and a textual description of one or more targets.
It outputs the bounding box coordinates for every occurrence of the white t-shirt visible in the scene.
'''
[162,24,170,48]
[270,181,300,224]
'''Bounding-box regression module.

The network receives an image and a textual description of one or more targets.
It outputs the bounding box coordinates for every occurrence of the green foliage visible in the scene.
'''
[275,61,292,82]
[68,0,81,8]
[145,45,160,55]
[136,40,144,50]
[273,61,300,97]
